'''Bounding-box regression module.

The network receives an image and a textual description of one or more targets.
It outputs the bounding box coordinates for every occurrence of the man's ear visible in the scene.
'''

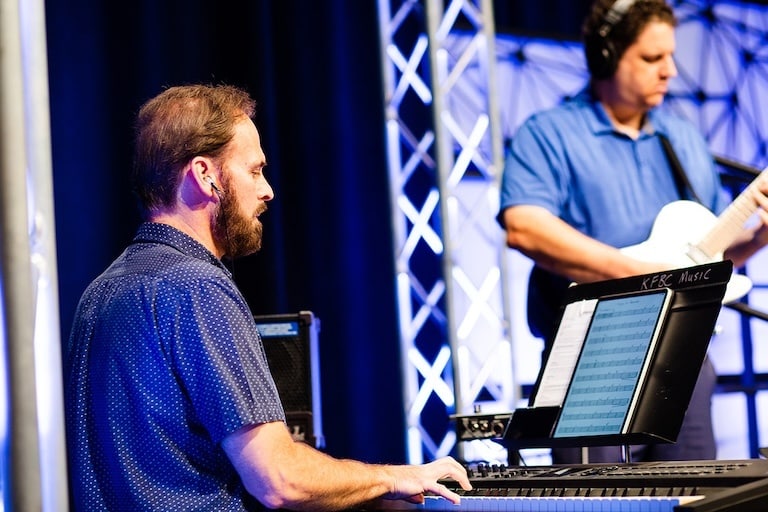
[190,156,219,196]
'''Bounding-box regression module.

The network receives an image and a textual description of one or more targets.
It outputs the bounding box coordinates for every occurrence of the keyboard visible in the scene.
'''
[375,459,768,511]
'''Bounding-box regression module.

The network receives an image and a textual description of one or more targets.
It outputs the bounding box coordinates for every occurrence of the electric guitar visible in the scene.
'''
[621,169,768,304]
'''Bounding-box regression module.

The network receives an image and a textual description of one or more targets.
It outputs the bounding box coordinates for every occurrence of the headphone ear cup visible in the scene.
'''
[590,0,636,79]
[595,38,617,80]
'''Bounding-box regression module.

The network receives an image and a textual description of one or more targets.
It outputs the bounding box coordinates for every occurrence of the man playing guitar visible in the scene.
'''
[498,0,768,464]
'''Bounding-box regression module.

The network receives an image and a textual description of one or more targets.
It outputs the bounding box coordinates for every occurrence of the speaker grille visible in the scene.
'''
[254,312,324,448]
[261,331,311,412]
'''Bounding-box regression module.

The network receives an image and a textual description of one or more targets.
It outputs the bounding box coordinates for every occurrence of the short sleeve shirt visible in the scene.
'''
[64,222,285,511]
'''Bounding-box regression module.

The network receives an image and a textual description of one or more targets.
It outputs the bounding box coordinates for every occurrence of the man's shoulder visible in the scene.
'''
[521,95,594,131]
[651,106,699,133]
[93,241,229,295]
[650,108,709,153]
[532,98,586,118]
[126,240,214,271]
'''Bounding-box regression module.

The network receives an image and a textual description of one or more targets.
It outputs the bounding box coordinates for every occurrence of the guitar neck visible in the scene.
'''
[695,171,766,259]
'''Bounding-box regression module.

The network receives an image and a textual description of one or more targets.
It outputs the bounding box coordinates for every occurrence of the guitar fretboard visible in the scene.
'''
[693,168,768,260]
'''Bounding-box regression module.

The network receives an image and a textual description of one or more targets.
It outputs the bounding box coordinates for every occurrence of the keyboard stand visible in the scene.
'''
[575,444,633,464]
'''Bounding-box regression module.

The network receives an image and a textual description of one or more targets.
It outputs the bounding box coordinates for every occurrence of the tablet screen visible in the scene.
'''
[553,288,672,438]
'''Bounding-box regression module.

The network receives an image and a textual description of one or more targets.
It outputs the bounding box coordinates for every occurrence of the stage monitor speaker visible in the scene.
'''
[254,310,324,449]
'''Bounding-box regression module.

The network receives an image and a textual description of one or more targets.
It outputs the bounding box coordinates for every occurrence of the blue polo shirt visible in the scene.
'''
[65,222,284,511]
[499,89,726,248]
[499,89,727,338]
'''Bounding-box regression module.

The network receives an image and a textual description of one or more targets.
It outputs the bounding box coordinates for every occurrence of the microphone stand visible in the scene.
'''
[726,301,768,323]
[714,154,764,179]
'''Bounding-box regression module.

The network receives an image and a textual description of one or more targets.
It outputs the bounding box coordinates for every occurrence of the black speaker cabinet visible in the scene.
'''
[254,311,324,448]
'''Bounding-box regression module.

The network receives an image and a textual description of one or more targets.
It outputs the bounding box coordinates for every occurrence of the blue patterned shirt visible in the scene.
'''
[65,222,284,511]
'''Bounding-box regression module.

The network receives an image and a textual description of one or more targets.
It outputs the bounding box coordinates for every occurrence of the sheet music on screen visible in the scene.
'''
[553,288,673,438]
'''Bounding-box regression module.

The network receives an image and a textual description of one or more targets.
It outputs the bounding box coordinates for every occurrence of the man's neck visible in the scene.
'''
[592,86,646,139]
[606,109,645,139]
[148,212,223,259]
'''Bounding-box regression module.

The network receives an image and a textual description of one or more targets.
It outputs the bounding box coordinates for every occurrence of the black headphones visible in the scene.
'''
[592,0,637,79]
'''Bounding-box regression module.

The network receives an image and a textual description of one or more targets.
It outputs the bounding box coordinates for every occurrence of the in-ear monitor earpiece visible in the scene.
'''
[205,176,222,196]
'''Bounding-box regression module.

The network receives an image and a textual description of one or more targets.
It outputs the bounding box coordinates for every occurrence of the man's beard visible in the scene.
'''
[213,192,265,259]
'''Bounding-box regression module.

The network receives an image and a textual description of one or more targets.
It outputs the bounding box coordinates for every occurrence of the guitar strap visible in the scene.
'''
[658,133,703,204]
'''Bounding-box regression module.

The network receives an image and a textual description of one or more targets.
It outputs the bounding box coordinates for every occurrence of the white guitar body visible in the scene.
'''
[621,200,752,304]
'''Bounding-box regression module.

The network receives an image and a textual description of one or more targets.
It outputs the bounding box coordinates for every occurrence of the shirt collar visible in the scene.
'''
[132,222,232,278]
[575,87,669,139]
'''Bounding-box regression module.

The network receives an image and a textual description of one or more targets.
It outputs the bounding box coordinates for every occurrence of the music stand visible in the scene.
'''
[503,261,731,459]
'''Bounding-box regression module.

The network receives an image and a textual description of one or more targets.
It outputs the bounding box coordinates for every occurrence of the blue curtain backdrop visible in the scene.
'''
[45,0,596,464]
